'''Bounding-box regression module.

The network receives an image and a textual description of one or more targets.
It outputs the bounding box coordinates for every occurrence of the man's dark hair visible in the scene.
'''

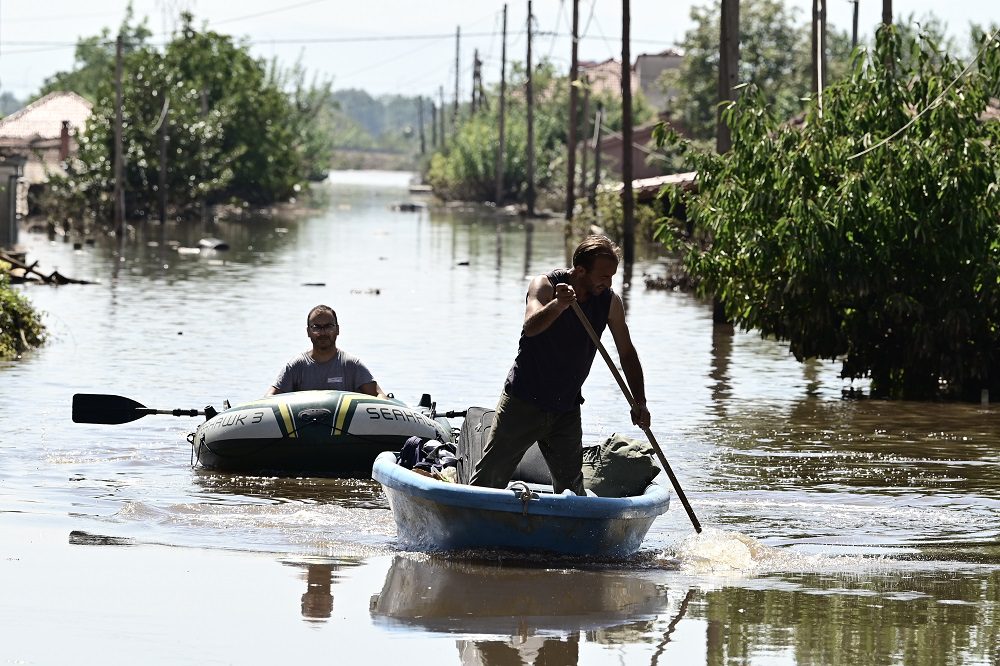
[572,235,621,271]
[307,304,338,325]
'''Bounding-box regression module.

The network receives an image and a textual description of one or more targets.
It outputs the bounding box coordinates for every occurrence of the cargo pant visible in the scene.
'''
[469,391,585,495]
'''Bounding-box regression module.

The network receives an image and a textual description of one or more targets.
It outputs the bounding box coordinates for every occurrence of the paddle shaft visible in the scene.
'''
[72,393,206,424]
[570,301,703,533]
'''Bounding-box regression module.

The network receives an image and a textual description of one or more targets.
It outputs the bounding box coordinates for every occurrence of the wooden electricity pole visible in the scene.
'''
[431,101,438,148]
[564,0,580,226]
[851,0,859,49]
[590,103,602,212]
[525,0,536,217]
[418,97,426,155]
[494,4,508,206]
[453,26,460,127]
[580,75,590,200]
[717,0,740,154]
[621,0,635,265]
[113,34,125,237]
[882,0,892,26]
[811,0,828,96]
[157,98,169,225]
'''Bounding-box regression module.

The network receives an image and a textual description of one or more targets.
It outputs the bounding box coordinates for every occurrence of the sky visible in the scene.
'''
[0,0,995,102]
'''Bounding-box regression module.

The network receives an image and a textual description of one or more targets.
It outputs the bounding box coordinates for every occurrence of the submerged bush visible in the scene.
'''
[0,263,46,358]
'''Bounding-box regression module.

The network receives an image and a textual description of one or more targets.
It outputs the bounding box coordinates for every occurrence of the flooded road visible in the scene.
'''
[1,171,998,664]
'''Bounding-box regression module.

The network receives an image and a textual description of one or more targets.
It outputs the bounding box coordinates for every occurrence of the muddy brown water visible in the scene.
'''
[1,171,998,665]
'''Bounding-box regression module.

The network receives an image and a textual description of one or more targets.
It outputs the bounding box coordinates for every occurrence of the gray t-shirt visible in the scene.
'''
[271,349,375,393]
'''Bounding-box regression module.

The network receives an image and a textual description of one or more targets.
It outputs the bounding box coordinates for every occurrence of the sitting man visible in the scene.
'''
[266,304,386,398]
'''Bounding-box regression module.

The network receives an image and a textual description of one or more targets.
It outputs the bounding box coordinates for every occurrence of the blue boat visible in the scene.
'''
[372,451,671,557]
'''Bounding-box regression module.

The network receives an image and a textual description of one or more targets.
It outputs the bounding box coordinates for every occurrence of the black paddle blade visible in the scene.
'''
[72,393,148,425]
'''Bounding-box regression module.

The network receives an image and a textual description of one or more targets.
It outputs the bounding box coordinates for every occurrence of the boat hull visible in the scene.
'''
[372,451,670,557]
[191,391,451,476]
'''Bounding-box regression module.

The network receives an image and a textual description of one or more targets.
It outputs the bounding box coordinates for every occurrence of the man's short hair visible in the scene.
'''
[572,235,621,271]
[307,304,338,325]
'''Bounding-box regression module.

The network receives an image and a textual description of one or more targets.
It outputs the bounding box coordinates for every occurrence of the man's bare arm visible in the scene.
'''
[522,276,576,337]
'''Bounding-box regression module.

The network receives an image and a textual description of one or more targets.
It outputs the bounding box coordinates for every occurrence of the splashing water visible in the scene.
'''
[665,527,892,575]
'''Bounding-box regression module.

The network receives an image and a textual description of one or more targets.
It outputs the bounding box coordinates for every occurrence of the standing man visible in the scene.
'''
[470,235,649,495]
[266,304,386,398]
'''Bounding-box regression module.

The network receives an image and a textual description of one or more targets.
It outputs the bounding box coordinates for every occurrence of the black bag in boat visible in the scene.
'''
[455,406,553,486]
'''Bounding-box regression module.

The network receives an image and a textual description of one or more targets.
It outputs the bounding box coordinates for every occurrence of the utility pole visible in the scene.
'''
[851,0,859,49]
[590,103,602,212]
[525,0,536,217]
[113,34,125,237]
[579,75,590,200]
[471,49,480,113]
[717,0,740,154]
[621,0,635,265]
[564,0,580,228]
[431,101,438,148]
[494,4,508,206]
[811,0,828,97]
[453,26,460,128]
[882,0,892,26]
[418,96,426,155]
[157,97,169,225]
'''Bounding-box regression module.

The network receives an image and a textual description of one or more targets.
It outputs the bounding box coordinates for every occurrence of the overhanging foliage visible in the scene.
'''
[657,25,1000,399]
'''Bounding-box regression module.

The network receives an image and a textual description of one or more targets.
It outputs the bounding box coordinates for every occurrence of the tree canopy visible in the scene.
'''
[657,24,1000,399]
[662,0,853,141]
[42,11,333,222]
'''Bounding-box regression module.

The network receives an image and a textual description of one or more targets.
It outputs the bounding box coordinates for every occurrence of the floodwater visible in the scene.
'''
[2,171,998,665]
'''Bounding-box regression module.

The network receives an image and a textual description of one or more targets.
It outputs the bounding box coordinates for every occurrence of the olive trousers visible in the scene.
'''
[469,391,585,495]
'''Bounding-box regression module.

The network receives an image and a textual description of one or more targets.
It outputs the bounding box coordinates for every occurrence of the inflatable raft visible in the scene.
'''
[190,390,454,475]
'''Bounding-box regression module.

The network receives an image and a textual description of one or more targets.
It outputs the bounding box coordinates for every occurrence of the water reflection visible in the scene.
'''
[370,555,686,665]
[192,472,385,509]
[699,570,1000,666]
[282,558,364,623]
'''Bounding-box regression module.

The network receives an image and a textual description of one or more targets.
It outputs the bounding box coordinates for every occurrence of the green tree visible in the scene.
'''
[662,0,853,141]
[657,25,1000,399]
[42,12,333,221]
[427,61,651,204]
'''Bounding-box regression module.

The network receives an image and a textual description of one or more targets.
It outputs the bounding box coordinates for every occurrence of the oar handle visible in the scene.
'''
[149,408,205,418]
[570,301,703,533]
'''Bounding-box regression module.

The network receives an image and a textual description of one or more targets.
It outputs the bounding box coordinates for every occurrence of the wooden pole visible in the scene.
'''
[882,0,892,26]
[717,0,739,154]
[564,0,580,226]
[453,26,460,128]
[113,34,125,237]
[851,0,859,49]
[418,97,426,155]
[472,49,479,113]
[158,99,169,225]
[494,4,508,206]
[525,0,536,217]
[580,75,589,201]
[590,103,602,212]
[621,0,635,266]
[811,0,827,96]
[431,102,438,148]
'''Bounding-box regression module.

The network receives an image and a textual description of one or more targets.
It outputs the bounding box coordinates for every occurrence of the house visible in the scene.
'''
[634,49,683,111]
[0,91,93,217]
[579,50,683,112]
